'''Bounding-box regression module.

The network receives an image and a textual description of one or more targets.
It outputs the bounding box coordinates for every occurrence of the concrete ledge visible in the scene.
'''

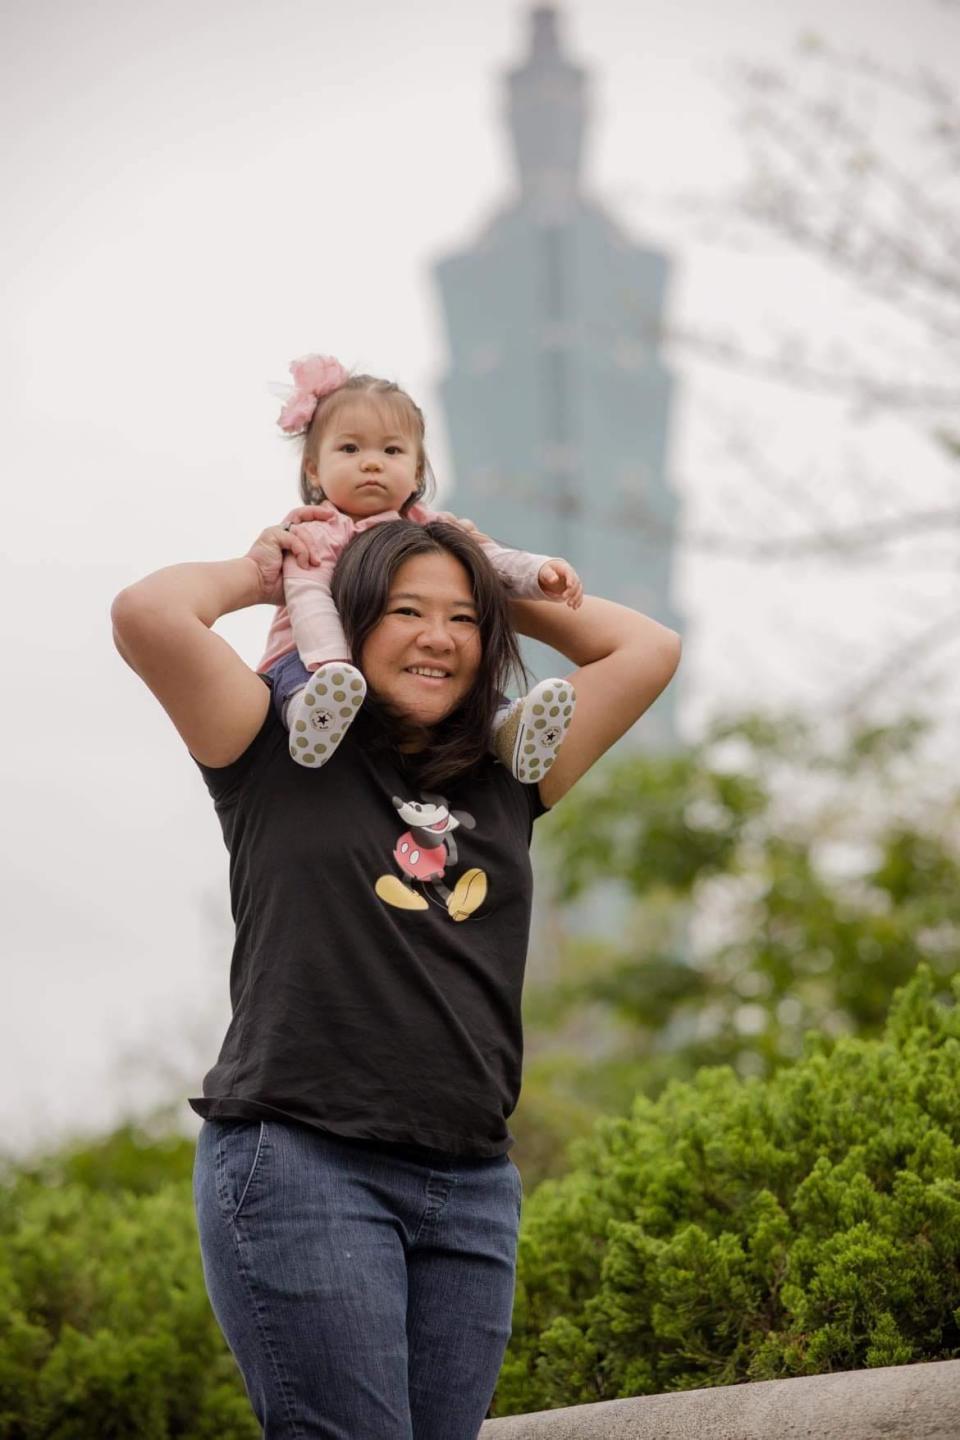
[481,1359,960,1439]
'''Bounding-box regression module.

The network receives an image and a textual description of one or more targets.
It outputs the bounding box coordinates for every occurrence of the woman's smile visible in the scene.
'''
[405,665,452,682]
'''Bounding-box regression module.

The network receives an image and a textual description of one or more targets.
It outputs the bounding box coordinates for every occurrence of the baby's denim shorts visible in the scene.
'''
[264,651,313,718]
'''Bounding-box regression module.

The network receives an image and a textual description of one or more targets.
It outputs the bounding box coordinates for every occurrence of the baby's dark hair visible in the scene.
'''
[331,520,528,789]
[298,375,435,514]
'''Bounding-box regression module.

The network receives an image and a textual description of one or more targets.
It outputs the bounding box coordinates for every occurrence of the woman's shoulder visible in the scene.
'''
[446,757,549,830]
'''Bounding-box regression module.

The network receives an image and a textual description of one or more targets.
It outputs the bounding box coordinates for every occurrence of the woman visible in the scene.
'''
[111,515,681,1440]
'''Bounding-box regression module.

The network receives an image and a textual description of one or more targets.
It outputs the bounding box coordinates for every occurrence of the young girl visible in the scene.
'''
[258,353,582,782]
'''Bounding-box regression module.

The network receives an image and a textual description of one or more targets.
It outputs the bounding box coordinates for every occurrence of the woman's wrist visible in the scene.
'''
[172,557,267,625]
[236,554,274,609]
[115,522,304,638]
[212,556,271,617]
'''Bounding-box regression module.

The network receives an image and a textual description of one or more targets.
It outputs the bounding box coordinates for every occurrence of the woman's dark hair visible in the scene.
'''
[330,521,528,788]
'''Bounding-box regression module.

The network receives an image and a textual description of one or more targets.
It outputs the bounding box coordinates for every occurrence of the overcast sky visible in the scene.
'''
[2,0,956,1159]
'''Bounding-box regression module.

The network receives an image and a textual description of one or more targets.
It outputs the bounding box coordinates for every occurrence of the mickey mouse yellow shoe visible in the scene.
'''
[375,875,429,911]
[447,868,487,922]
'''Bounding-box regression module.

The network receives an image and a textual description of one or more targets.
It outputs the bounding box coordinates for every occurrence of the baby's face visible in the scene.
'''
[309,399,420,518]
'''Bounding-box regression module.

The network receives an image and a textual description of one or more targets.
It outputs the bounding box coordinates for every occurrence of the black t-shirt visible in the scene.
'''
[189,701,547,1158]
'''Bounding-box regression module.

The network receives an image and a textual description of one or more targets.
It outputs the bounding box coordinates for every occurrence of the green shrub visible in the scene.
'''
[0,1171,256,1439]
[6,1121,196,1199]
[495,967,960,1414]
[530,717,960,1101]
[7,969,959,1429]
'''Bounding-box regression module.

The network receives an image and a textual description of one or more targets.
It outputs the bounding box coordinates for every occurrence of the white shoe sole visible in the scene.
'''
[288,663,366,768]
[508,678,576,783]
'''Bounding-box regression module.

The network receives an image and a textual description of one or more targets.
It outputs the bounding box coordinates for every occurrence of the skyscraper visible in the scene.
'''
[434,4,681,746]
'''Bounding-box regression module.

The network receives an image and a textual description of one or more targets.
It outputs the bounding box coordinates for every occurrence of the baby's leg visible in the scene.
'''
[285,663,367,768]
[264,651,366,768]
[282,560,366,767]
[491,678,576,784]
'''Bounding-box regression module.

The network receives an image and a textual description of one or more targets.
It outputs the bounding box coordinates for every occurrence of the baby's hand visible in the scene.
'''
[538,558,583,609]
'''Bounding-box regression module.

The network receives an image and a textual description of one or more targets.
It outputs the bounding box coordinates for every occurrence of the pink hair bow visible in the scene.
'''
[274,354,350,435]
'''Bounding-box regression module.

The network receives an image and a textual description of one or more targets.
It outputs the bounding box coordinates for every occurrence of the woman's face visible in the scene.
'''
[360,551,482,727]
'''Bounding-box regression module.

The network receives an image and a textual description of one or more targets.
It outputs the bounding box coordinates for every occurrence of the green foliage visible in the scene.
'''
[5,1121,196,1198]
[545,746,768,902]
[520,714,960,1150]
[0,1139,255,1440]
[495,968,960,1415]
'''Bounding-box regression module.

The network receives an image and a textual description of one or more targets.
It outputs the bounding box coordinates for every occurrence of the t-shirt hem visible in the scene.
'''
[188,1095,513,1161]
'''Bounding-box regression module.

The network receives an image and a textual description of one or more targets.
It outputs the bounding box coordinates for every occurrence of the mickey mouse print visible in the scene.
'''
[374,793,487,922]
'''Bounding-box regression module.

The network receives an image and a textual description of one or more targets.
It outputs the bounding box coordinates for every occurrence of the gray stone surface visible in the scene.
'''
[480,1359,960,1438]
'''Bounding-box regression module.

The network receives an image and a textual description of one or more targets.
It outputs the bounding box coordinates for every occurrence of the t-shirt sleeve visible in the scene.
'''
[193,683,278,809]
[528,781,550,824]
[504,773,550,838]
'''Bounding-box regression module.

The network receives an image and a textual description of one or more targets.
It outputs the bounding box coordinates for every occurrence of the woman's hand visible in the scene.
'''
[280,503,335,529]
[274,504,339,574]
[538,558,583,609]
[245,524,320,605]
[432,511,494,546]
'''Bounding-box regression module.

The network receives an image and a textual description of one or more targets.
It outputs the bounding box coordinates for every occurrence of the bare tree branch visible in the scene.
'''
[839,606,960,714]
[619,23,960,710]
[663,322,960,411]
[615,496,960,561]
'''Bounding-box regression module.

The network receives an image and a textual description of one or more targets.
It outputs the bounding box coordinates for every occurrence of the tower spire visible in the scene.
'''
[505,5,588,207]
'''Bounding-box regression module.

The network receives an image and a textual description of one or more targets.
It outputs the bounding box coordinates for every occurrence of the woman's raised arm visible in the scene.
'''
[110,525,321,767]
[510,594,681,808]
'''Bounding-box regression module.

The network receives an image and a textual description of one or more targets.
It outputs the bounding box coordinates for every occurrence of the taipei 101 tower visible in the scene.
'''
[433,5,682,747]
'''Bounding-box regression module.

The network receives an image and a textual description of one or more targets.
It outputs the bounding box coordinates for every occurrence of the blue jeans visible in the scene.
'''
[265,651,314,720]
[193,1118,522,1439]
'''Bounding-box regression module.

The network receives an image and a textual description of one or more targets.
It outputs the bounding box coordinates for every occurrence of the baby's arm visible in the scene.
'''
[471,531,549,599]
[417,506,582,609]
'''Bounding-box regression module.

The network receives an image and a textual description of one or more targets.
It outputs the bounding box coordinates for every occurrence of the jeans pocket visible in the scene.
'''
[215,1120,268,1222]
[509,1158,523,1223]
